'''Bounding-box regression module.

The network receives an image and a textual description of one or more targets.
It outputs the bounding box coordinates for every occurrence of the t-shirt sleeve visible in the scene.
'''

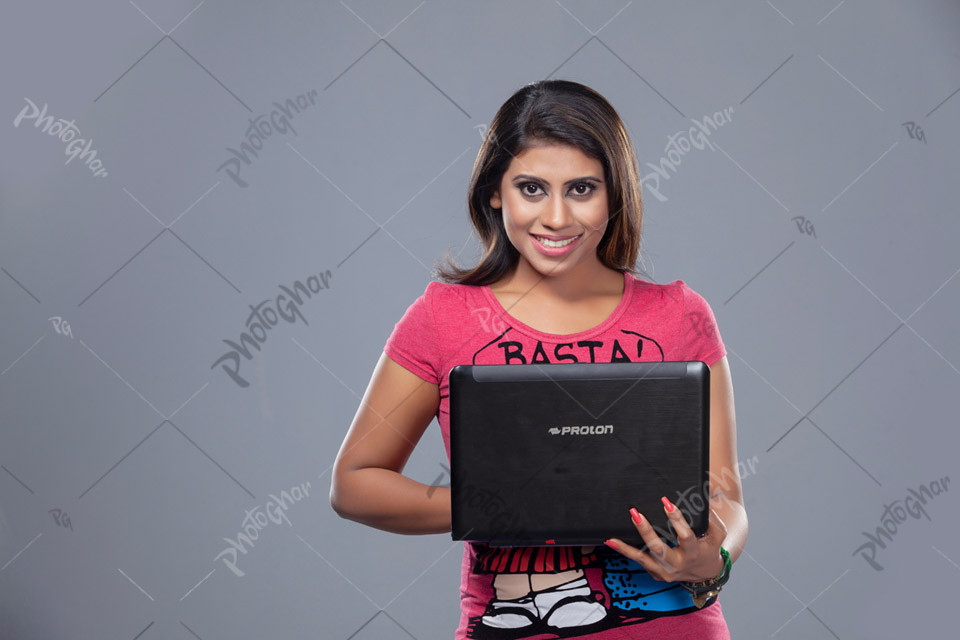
[677,280,727,367]
[383,281,442,384]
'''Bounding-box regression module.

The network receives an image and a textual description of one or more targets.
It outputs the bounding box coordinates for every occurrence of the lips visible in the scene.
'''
[532,233,580,241]
[530,233,583,254]
[531,234,583,248]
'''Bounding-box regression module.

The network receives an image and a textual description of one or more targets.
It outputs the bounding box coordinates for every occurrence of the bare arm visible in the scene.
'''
[329,351,449,534]
[706,355,749,565]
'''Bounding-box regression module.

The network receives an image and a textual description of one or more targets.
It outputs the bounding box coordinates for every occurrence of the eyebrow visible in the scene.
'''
[511,174,604,186]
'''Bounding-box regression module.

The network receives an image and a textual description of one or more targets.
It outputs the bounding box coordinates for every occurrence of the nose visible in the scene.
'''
[540,193,577,231]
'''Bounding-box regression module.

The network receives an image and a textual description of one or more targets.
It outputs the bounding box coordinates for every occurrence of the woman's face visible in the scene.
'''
[490,142,609,279]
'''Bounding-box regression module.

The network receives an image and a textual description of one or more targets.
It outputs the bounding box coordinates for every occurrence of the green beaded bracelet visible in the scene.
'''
[680,546,731,608]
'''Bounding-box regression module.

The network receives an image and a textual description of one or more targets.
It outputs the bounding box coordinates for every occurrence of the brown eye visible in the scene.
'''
[572,182,596,196]
[519,182,544,196]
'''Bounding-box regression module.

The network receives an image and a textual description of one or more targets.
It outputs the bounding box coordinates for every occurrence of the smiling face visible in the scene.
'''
[490,142,610,281]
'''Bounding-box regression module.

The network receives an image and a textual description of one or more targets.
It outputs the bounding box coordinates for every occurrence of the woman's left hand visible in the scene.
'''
[604,495,727,582]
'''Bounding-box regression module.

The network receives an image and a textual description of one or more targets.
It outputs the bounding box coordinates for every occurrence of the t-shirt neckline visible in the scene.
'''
[480,270,635,341]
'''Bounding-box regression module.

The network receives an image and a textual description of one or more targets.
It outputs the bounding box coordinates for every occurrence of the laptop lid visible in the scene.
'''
[449,361,710,549]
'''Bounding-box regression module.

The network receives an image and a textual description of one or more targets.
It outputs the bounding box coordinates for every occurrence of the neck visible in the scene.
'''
[500,259,623,302]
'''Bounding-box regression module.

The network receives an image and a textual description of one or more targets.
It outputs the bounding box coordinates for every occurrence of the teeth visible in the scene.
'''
[535,235,579,248]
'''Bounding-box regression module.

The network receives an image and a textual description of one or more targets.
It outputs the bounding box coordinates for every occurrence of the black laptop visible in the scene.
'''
[449,361,711,549]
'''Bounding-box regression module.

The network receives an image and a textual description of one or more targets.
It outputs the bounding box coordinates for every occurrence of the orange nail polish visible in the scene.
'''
[661,496,674,512]
[630,507,643,525]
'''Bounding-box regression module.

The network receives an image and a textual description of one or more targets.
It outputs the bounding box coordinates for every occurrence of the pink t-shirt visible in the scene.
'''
[384,270,730,639]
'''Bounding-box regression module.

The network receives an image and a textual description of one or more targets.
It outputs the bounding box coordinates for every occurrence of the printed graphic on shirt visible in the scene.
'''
[465,544,714,638]
[462,325,715,639]
[472,327,664,365]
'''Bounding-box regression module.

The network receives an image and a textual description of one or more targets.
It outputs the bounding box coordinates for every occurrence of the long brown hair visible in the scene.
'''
[434,79,644,285]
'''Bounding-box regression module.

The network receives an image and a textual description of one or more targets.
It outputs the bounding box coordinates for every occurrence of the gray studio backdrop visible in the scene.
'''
[1,1,959,638]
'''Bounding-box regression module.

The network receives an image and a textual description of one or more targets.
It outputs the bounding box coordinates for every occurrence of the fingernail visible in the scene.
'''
[604,539,618,550]
[630,507,643,525]
[661,496,675,512]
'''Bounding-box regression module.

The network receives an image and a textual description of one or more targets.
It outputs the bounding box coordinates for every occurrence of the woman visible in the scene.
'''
[330,79,748,639]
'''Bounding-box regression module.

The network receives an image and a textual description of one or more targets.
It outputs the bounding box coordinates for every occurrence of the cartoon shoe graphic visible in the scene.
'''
[532,576,607,628]
[480,594,539,628]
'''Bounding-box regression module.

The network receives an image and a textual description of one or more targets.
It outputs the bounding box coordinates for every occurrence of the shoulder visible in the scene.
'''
[626,273,687,307]
[661,278,712,310]
[626,276,718,319]
[417,280,483,328]
[412,280,463,308]
[667,279,723,342]
[424,279,480,308]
